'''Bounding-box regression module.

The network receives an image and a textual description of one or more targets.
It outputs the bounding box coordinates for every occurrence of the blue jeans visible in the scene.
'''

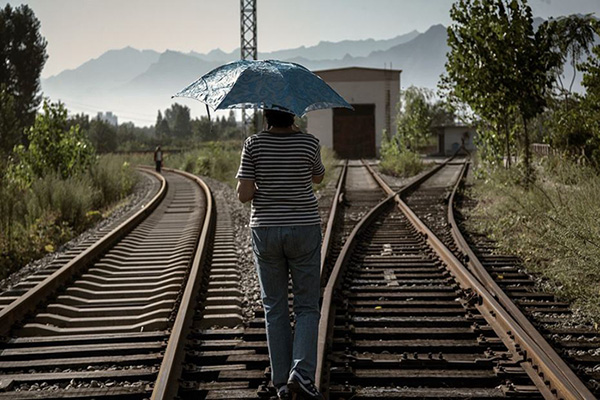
[251,225,322,387]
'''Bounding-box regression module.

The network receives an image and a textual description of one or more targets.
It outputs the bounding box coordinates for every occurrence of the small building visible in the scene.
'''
[97,111,118,127]
[306,67,401,159]
[434,124,477,155]
[433,124,477,156]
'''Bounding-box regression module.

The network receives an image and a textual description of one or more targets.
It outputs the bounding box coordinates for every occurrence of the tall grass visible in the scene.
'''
[466,156,600,320]
[0,155,138,280]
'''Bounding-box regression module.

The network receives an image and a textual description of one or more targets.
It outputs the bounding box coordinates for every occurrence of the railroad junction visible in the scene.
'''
[0,158,597,400]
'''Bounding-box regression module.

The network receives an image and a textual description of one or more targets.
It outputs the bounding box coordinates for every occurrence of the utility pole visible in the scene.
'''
[240,0,257,136]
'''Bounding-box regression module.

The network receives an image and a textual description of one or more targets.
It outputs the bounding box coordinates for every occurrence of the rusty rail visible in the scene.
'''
[446,162,595,400]
[320,160,348,276]
[151,168,215,400]
[316,159,452,391]
[0,168,167,336]
[366,160,594,400]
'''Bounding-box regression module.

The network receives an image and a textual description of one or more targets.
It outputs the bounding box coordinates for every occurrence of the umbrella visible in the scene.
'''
[173,59,352,116]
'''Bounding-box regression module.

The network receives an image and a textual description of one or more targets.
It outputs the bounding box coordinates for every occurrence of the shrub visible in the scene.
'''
[379,133,425,177]
[89,155,138,206]
[466,156,600,320]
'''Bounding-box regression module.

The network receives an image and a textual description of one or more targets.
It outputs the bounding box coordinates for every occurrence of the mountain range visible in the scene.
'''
[41,20,586,127]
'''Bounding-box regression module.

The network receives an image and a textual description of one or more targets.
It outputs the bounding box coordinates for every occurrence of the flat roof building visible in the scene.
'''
[307,67,401,159]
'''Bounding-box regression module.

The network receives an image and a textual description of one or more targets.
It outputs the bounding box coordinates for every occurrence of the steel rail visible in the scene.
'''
[447,162,595,399]
[0,168,167,336]
[320,160,348,278]
[366,160,594,400]
[151,168,215,400]
[315,159,452,392]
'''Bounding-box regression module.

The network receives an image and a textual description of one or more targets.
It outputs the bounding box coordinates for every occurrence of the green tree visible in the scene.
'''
[173,105,192,139]
[88,119,118,153]
[10,100,96,185]
[550,14,597,97]
[579,20,600,166]
[396,86,435,151]
[0,86,18,155]
[0,4,48,149]
[163,103,192,139]
[444,0,560,181]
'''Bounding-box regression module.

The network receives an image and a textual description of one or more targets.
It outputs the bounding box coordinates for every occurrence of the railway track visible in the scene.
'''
[0,159,594,400]
[172,161,392,400]
[446,163,600,397]
[316,159,595,399]
[0,168,213,399]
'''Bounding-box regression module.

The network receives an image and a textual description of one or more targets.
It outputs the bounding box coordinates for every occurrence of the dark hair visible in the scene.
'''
[264,109,295,128]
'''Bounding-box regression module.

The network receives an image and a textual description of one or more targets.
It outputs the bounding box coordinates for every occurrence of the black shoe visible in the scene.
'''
[287,370,324,400]
[277,384,291,399]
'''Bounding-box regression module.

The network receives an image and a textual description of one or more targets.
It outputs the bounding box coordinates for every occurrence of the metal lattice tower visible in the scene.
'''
[240,0,257,135]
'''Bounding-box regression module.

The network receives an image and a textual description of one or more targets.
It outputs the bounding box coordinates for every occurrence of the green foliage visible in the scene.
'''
[28,172,98,229]
[89,156,138,205]
[466,157,600,319]
[549,14,597,95]
[88,119,118,153]
[0,86,18,156]
[397,87,436,151]
[0,154,138,280]
[164,141,241,187]
[444,0,561,181]
[379,132,425,177]
[9,100,96,186]
[0,4,47,151]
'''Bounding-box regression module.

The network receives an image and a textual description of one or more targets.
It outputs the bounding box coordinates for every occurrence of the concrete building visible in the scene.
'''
[307,67,401,159]
[97,111,118,127]
[434,124,477,155]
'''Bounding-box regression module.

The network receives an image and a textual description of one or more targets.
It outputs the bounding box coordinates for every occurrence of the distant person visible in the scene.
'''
[154,146,163,173]
[236,109,325,400]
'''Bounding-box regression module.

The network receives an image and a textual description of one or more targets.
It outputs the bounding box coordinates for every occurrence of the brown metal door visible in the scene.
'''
[333,104,376,159]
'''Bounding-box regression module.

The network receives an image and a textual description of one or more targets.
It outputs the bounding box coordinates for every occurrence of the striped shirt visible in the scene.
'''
[236,131,325,227]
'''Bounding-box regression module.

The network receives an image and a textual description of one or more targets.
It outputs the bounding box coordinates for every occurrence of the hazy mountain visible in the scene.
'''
[41,20,591,126]
[261,30,420,60]
[42,30,435,125]
[43,47,160,97]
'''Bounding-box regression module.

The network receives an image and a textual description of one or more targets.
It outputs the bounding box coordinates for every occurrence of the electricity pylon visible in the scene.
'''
[240,0,257,136]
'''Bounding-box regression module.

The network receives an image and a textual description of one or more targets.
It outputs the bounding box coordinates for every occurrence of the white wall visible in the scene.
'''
[307,109,332,147]
[444,127,477,155]
[307,79,400,155]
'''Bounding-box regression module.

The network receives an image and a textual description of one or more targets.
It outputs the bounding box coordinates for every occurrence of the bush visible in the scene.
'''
[9,100,95,186]
[28,172,99,229]
[379,133,425,177]
[466,156,600,320]
[0,154,139,280]
[89,155,138,206]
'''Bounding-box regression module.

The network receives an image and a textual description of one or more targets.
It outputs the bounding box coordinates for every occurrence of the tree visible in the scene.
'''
[88,119,118,153]
[396,86,435,151]
[549,14,597,97]
[9,101,95,185]
[0,4,48,150]
[163,103,192,139]
[444,0,560,182]
[172,105,191,139]
[579,20,600,166]
[0,86,18,155]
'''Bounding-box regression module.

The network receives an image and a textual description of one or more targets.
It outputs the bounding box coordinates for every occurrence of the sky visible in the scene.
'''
[2,0,600,78]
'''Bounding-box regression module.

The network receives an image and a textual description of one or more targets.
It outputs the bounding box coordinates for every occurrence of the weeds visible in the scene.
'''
[0,155,138,280]
[466,156,600,320]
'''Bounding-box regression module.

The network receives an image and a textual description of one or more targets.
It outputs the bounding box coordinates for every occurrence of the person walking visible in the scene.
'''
[236,109,325,400]
[153,146,163,173]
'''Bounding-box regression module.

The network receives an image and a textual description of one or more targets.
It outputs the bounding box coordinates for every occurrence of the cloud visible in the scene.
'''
[538,0,551,3]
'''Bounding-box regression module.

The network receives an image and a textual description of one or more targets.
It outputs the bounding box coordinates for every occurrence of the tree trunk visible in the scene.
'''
[522,114,532,188]
[504,119,511,169]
